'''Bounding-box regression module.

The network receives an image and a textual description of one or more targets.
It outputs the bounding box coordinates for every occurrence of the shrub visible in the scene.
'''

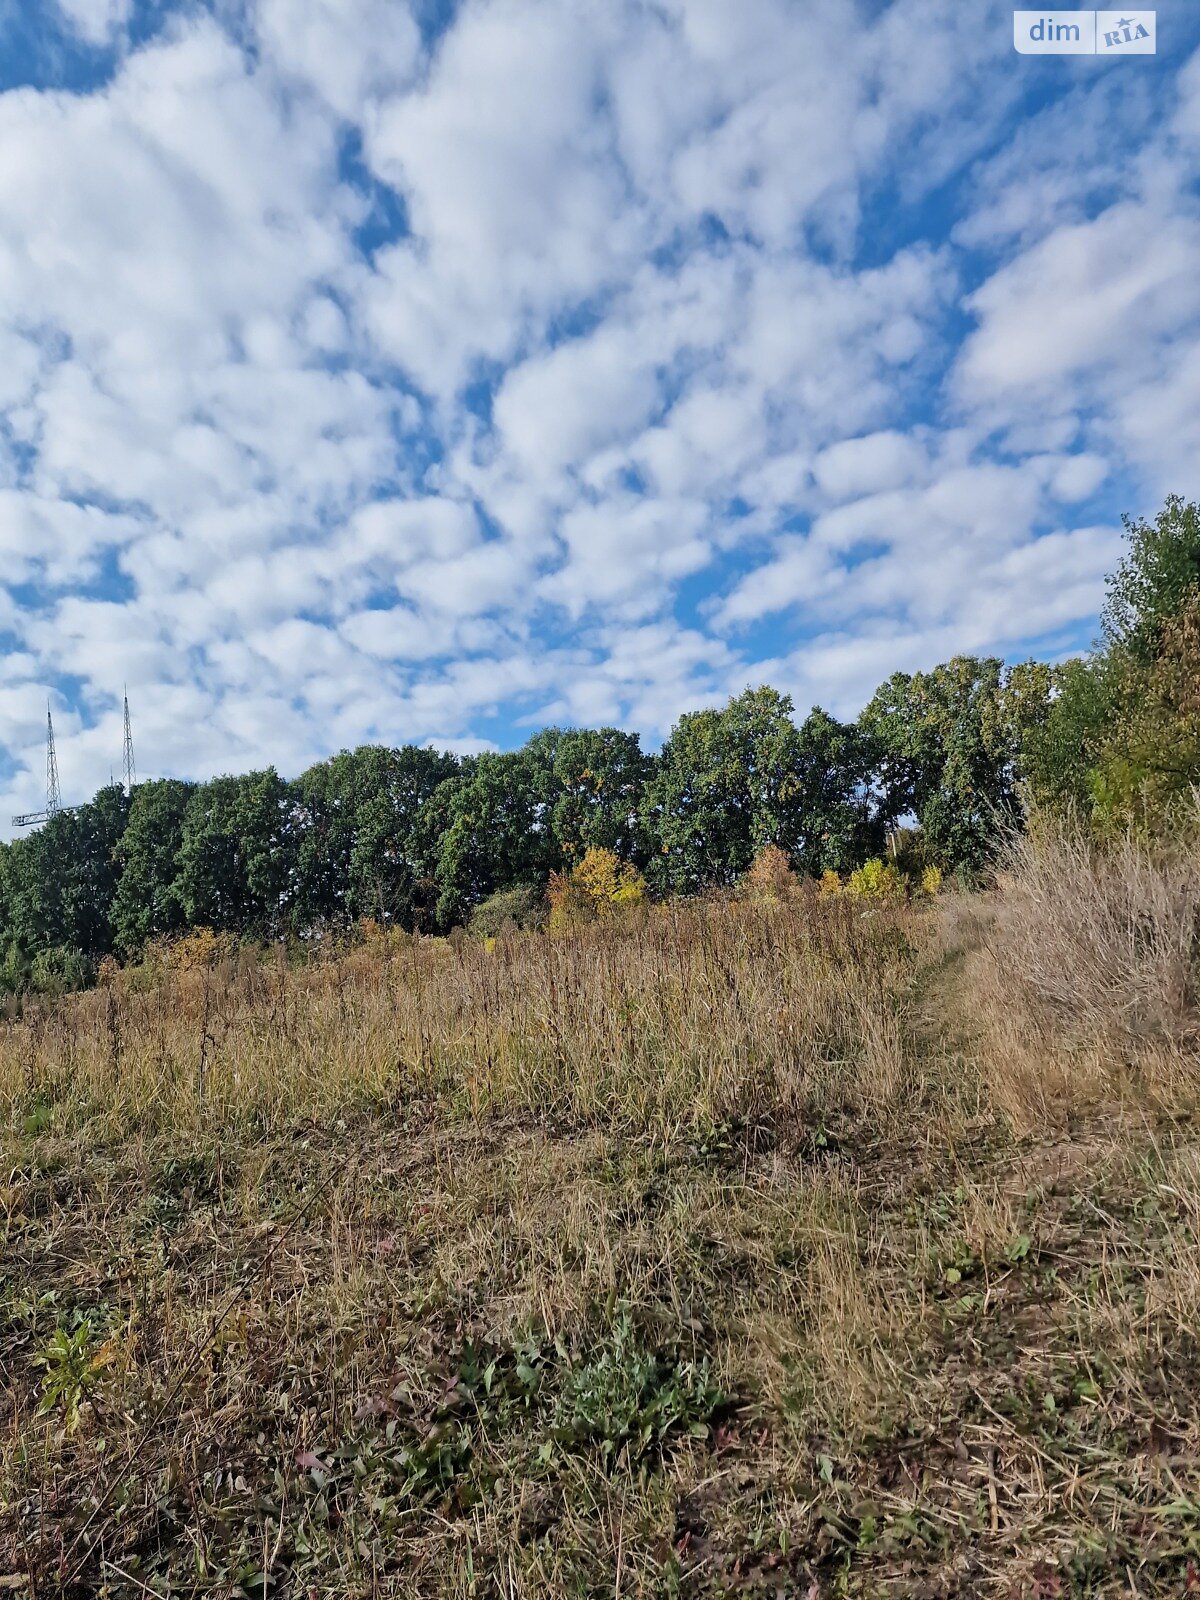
[349,916,414,957]
[546,870,591,929]
[818,868,843,897]
[1091,594,1200,834]
[847,858,905,900]
[168,927,235,973]
[741,844,797,903]
[468,883,547,938]
[31,946,93,995]
[998,820,1198,1051]
[548,848,646,930]
[887,825,930,877]
[921,864,943,897]
[970,813,1200,1125]
[0,939,29,995]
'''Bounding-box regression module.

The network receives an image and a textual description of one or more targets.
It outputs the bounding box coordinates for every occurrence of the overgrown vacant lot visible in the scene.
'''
[3,852,1199,1597]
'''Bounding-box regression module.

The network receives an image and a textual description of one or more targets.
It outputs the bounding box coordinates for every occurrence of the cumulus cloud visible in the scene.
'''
[55,0,131,46]
[954,64,1200,494]
[813,432,928,502]
[1,1,1198,829]
[957,202,1200,401]
[256,0,421,119]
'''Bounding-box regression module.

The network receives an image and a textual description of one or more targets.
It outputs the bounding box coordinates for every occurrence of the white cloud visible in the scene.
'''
[542,496,711,620]
[1045,452,1108,503]
[257,0,421,120]
[1109,339,1200,494]
[957,201,1200,401]
[493,326,663,478]
[952,52,1200,502]
[55,0,131,47]
[0,491,142,587]
[360,0,641,395]
[342,605,508,662]
[400,538,534,616]
[3,1,1198,830]
[814,431,928,502]
[714,453,1113,643]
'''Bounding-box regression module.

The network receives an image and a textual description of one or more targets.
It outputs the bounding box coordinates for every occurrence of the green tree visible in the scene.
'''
[0,785,129,969]
[1024,497,1200,831]
[860,657,1022,873]
[64,784,130,957]
[111,779,194,956]
[172,769,294,936]
[1,816,74,957]
[789,707,887,875]
[1102,494,1200,662]
[551,728,653,864]
[291,744,459,929]
[0,839,14,939]
[1016,657,1112,818]
[428,743,563,929]
[172,778,249,934]
[642,687,805,895]
[0,840,25,993]
[1091,594,1200,829]
[409,765,472,927]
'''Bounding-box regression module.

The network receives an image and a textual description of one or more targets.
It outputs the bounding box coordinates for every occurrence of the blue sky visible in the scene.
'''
[1,0,1199,826]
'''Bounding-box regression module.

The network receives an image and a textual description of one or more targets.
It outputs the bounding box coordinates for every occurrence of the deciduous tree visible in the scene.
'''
[642,687,805,894]
[111,779,194,956]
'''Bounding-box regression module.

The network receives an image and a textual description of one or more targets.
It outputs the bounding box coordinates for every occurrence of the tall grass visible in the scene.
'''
[9,855,1200,1595]
[965,814,1200,1126]
[0,892,920,1143]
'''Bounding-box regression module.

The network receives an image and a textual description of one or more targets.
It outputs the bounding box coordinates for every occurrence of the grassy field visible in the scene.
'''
[2,841,1199,1597]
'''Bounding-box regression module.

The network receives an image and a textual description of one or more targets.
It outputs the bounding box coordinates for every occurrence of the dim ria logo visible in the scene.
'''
[1014,11,1156,54]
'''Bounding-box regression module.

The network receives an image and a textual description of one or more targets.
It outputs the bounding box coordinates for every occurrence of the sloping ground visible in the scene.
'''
[2,901,1199,1597]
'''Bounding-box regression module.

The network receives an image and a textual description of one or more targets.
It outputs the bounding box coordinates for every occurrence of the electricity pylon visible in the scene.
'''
[122,689,136,793]
[12,705,63,828]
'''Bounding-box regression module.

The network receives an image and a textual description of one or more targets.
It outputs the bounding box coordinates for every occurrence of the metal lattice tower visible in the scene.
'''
[46,704,61,815]
[11,702,71,828]
[122,689,136,793]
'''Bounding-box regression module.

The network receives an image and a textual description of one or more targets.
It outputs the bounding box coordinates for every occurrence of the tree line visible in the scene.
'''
[2,495,1197,991]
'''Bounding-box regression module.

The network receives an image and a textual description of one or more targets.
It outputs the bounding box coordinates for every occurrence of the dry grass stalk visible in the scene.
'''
[5,847,1200,1596]
[0,894,920,1144]
[962,818,1200,1128]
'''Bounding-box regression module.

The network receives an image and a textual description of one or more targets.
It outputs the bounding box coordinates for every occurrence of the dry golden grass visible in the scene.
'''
[961,818,1200,1130]
[3,857,1200,1597]
[0,893,919,1144]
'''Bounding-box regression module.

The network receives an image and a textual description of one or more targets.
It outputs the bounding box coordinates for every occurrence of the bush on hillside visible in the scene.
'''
[30,945,93,995]
[167,926,236,973]
[549,847,647,930]
[0,940,29,995]
[847,858,905,900]
[468,883,547,938]
[1090,594,1200,832]
[740,844,798,903]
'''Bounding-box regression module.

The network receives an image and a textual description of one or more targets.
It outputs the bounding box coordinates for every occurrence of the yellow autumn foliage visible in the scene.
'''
[846,858,905,900]
[548,847,647,929]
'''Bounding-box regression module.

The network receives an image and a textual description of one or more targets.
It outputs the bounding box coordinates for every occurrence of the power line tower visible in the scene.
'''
[12,704,65,828]
[46,703,61,814]
[122,689,136,793]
